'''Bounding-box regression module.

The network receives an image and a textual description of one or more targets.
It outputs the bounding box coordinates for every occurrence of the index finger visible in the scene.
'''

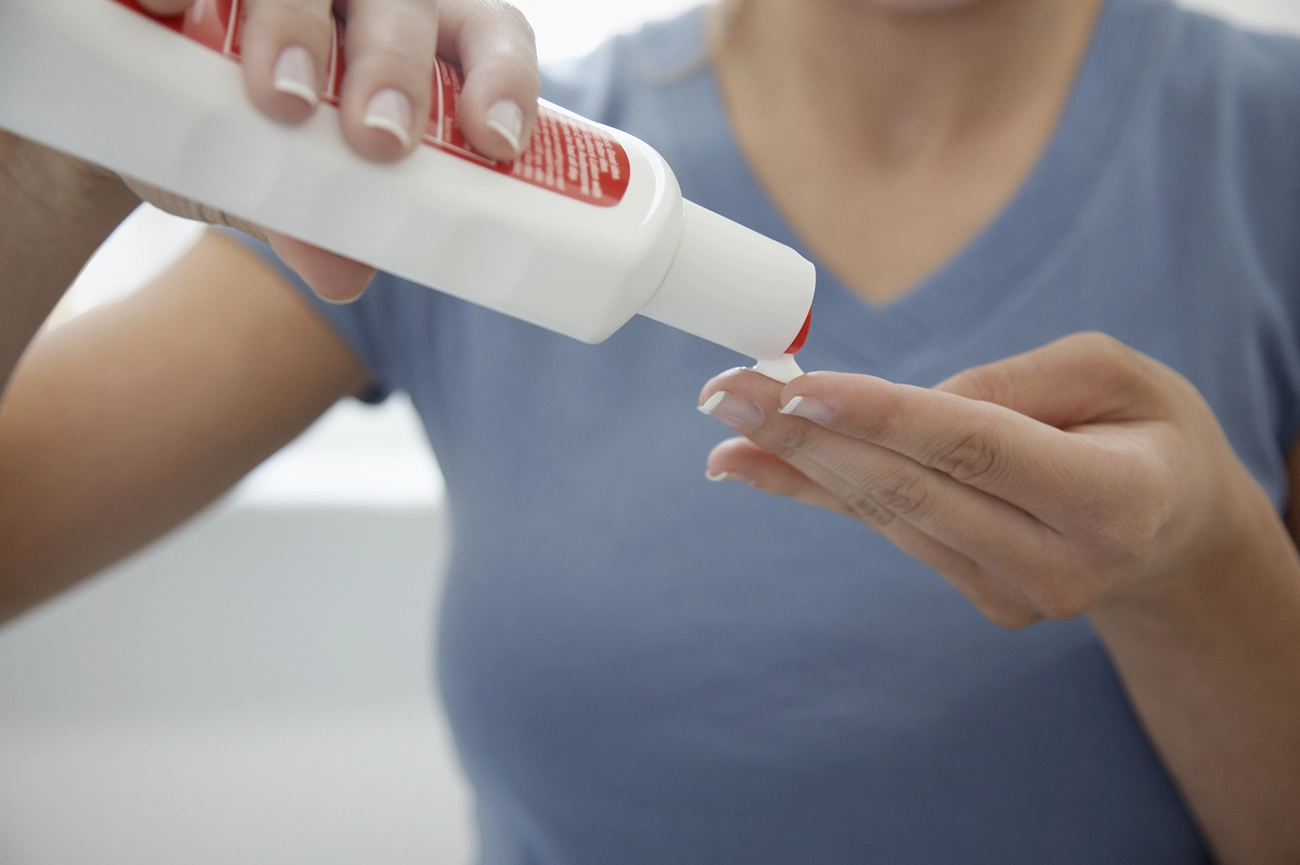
[775,371,1102,522]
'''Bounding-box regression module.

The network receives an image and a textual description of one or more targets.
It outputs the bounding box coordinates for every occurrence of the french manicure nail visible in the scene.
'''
[706,471,750,484]
[485,99,524,153]
[779,395,835,424]
[363,89,413,148]
[698,391,763,428]
[273,46,319,108]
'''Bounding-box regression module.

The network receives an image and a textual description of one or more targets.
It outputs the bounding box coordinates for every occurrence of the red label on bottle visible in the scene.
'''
[109,0,631,207]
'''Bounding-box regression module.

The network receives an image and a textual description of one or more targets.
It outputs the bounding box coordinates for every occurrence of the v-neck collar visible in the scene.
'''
[633,0,1179,379]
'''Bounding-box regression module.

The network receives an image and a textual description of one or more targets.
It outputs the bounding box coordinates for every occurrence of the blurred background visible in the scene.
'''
[2,1,1299,864]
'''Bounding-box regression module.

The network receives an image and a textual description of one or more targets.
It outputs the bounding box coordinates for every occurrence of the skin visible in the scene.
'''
[1,0,1297,861]
[0,0,540,606]
[700,0,1300,862]
[708,0,1101,302]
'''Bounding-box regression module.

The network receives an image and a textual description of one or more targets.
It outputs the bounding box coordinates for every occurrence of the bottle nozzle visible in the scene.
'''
[784,311,812,355]
[639,201,816,360]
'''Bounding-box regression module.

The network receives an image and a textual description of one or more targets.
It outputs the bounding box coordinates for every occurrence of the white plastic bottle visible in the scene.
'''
[0,0,815,370]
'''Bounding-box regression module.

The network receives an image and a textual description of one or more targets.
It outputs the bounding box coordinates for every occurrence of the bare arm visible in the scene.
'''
[0,0,542,623]
[1087,466,1300,864]
[0,227,369,624]
[0,136,138,392]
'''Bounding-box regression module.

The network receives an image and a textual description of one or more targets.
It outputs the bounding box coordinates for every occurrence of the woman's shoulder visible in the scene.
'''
[1138,5,1300,260]
[1158,5,1300,144]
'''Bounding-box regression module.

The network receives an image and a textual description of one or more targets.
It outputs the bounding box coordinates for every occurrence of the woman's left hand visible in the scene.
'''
[698,331,1270,627]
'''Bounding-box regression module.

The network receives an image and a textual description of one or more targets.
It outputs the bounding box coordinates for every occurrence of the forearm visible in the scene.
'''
[0,149,138,394]
[1089,484,1300,865]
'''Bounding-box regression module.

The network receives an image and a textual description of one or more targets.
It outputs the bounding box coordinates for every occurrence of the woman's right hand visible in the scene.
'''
[4,0,542,302]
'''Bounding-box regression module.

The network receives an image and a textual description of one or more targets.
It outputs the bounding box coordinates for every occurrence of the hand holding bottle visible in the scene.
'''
[1,0,542,301]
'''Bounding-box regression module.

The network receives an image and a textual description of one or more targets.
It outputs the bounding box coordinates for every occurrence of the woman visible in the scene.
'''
[2,0,1298,862]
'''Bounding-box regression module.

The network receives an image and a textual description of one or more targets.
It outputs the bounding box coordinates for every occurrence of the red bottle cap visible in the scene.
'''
[784,311,812,355]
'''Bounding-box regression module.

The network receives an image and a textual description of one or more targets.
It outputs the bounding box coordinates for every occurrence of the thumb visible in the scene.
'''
[935,332,1167,429]
[123,177,376,302]
[268,233,377,303]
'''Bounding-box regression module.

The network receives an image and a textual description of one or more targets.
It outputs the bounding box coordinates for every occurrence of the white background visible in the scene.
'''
[4,2,1300,865]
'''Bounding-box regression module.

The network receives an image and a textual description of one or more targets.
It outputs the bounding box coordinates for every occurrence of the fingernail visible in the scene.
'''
[485,99,525,154]
[698,391,763,428]
[273,46,319,108]
[363,89,414,148]
[706,471,750,484]
[779,395,835,424]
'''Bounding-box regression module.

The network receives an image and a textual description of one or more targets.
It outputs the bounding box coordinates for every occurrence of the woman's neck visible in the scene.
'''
[706,0,1105,304]
[710,0,1103,165]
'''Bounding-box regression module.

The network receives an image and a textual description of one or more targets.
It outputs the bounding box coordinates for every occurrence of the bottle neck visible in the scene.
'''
[638,199,815,360]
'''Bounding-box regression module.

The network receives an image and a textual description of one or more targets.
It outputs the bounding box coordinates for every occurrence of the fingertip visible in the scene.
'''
[332,0,436,163]
[485,99,525,157]
[455,57,541,162]
[309,270,377,304]
[459,90,537,162]
[699,368,752,406]
[706,437,838,508]
[314,282,376,304]
[237,2,334,127]
[268,45,321,120]
[337,72,431,161]
[705,436,757,475]
[356,88,418,159]
[268,234,377,303]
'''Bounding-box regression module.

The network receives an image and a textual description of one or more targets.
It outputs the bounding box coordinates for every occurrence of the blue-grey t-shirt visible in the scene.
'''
[237,1,1300,861]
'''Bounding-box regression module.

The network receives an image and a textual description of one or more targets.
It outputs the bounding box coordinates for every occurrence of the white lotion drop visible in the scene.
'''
[752,354,805,384]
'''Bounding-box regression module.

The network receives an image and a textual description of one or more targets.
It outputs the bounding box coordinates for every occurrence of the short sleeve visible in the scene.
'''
[219,228,397,403]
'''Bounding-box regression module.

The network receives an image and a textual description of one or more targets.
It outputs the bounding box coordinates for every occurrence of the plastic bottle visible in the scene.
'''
[0,0,815,371]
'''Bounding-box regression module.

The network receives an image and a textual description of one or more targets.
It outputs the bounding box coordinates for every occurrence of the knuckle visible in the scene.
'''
[496,1,537,41]
[957,565,1041,630]
[845,493,894,527]
[352,8,436,55]
[767,421,814,459]
[458,2,541,91]
[1077,454,1173,562]
[1020,571,1093,621]
[367,38,432,72]
[863,387,905,439]
[1090,511,1160,561]
[931,430,1004,485]
[944,363,1016,405]
[1081,490,1167,561]
[466,1,538,44]
[263,0,335,30]
[872,472,931,520]
[981,598,1040,631]
[1036,588,1089,622]
[1067,331,1125,357]
[346,3,440,61]
[1074,331,1146,383]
